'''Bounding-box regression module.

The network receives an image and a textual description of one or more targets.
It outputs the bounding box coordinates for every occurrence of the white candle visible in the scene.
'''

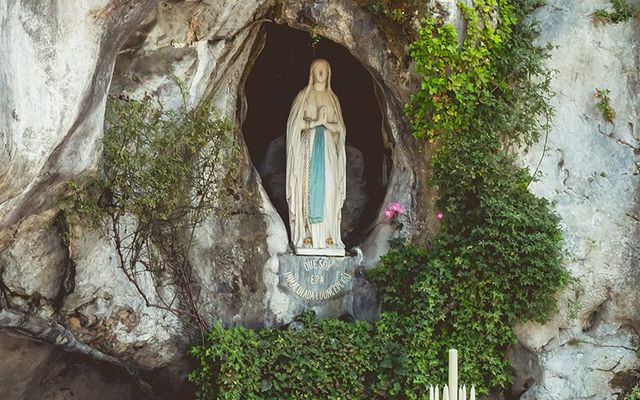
[449,349,458,400]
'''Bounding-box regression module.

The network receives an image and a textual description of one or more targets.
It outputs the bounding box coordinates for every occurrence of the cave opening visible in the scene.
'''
[242,23,388,247]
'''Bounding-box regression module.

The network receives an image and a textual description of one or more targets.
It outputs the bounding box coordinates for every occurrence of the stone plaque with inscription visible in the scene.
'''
[278,254,357,302]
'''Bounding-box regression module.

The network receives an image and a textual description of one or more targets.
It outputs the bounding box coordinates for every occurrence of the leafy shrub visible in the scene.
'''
[189,313,397,400]
[65,96,238,329]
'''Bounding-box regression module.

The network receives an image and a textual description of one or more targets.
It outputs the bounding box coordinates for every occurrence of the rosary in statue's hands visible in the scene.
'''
[303,106,329,132]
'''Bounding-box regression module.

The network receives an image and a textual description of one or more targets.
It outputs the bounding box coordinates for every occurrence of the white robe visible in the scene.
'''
[286,77,346,252]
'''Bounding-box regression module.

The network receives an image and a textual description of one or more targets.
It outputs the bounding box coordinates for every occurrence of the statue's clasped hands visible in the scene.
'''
[304,107,329,131]
[318,107,329,125]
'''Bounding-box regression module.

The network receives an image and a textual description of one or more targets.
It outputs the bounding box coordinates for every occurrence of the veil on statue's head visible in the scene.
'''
[298,58,342,122]
[307,58,332,91]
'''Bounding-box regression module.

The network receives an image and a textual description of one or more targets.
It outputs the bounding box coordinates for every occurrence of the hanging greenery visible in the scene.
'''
[63,96,239,333]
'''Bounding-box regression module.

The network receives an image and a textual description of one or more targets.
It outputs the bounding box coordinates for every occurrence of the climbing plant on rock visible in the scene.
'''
[592,0,640,24]
[400,0,568,387]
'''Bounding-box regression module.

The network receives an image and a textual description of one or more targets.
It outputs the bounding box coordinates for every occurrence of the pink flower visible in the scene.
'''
[384,202,406,222]
[436,212,444,220]
[389,202,406,214]
[384,209,394,221]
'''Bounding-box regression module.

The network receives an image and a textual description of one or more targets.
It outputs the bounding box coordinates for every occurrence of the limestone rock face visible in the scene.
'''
[0,0,155,231]
[516,1,640,399]
[0,212,69,310]
[61,227,185,370]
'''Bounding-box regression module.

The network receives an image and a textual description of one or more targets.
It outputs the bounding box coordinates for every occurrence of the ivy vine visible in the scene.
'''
[626,384,640,400]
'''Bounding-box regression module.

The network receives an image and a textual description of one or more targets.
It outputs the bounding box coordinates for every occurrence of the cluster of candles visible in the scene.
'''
[428,384,476,400]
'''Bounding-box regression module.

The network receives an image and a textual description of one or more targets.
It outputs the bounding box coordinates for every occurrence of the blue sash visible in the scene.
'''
[308,126,325,223]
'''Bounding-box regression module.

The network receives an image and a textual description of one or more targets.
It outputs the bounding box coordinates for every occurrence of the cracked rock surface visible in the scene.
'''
[518,1,640,398]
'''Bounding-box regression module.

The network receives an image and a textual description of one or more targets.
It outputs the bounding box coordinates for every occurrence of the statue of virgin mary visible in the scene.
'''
[286,59,346,256]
